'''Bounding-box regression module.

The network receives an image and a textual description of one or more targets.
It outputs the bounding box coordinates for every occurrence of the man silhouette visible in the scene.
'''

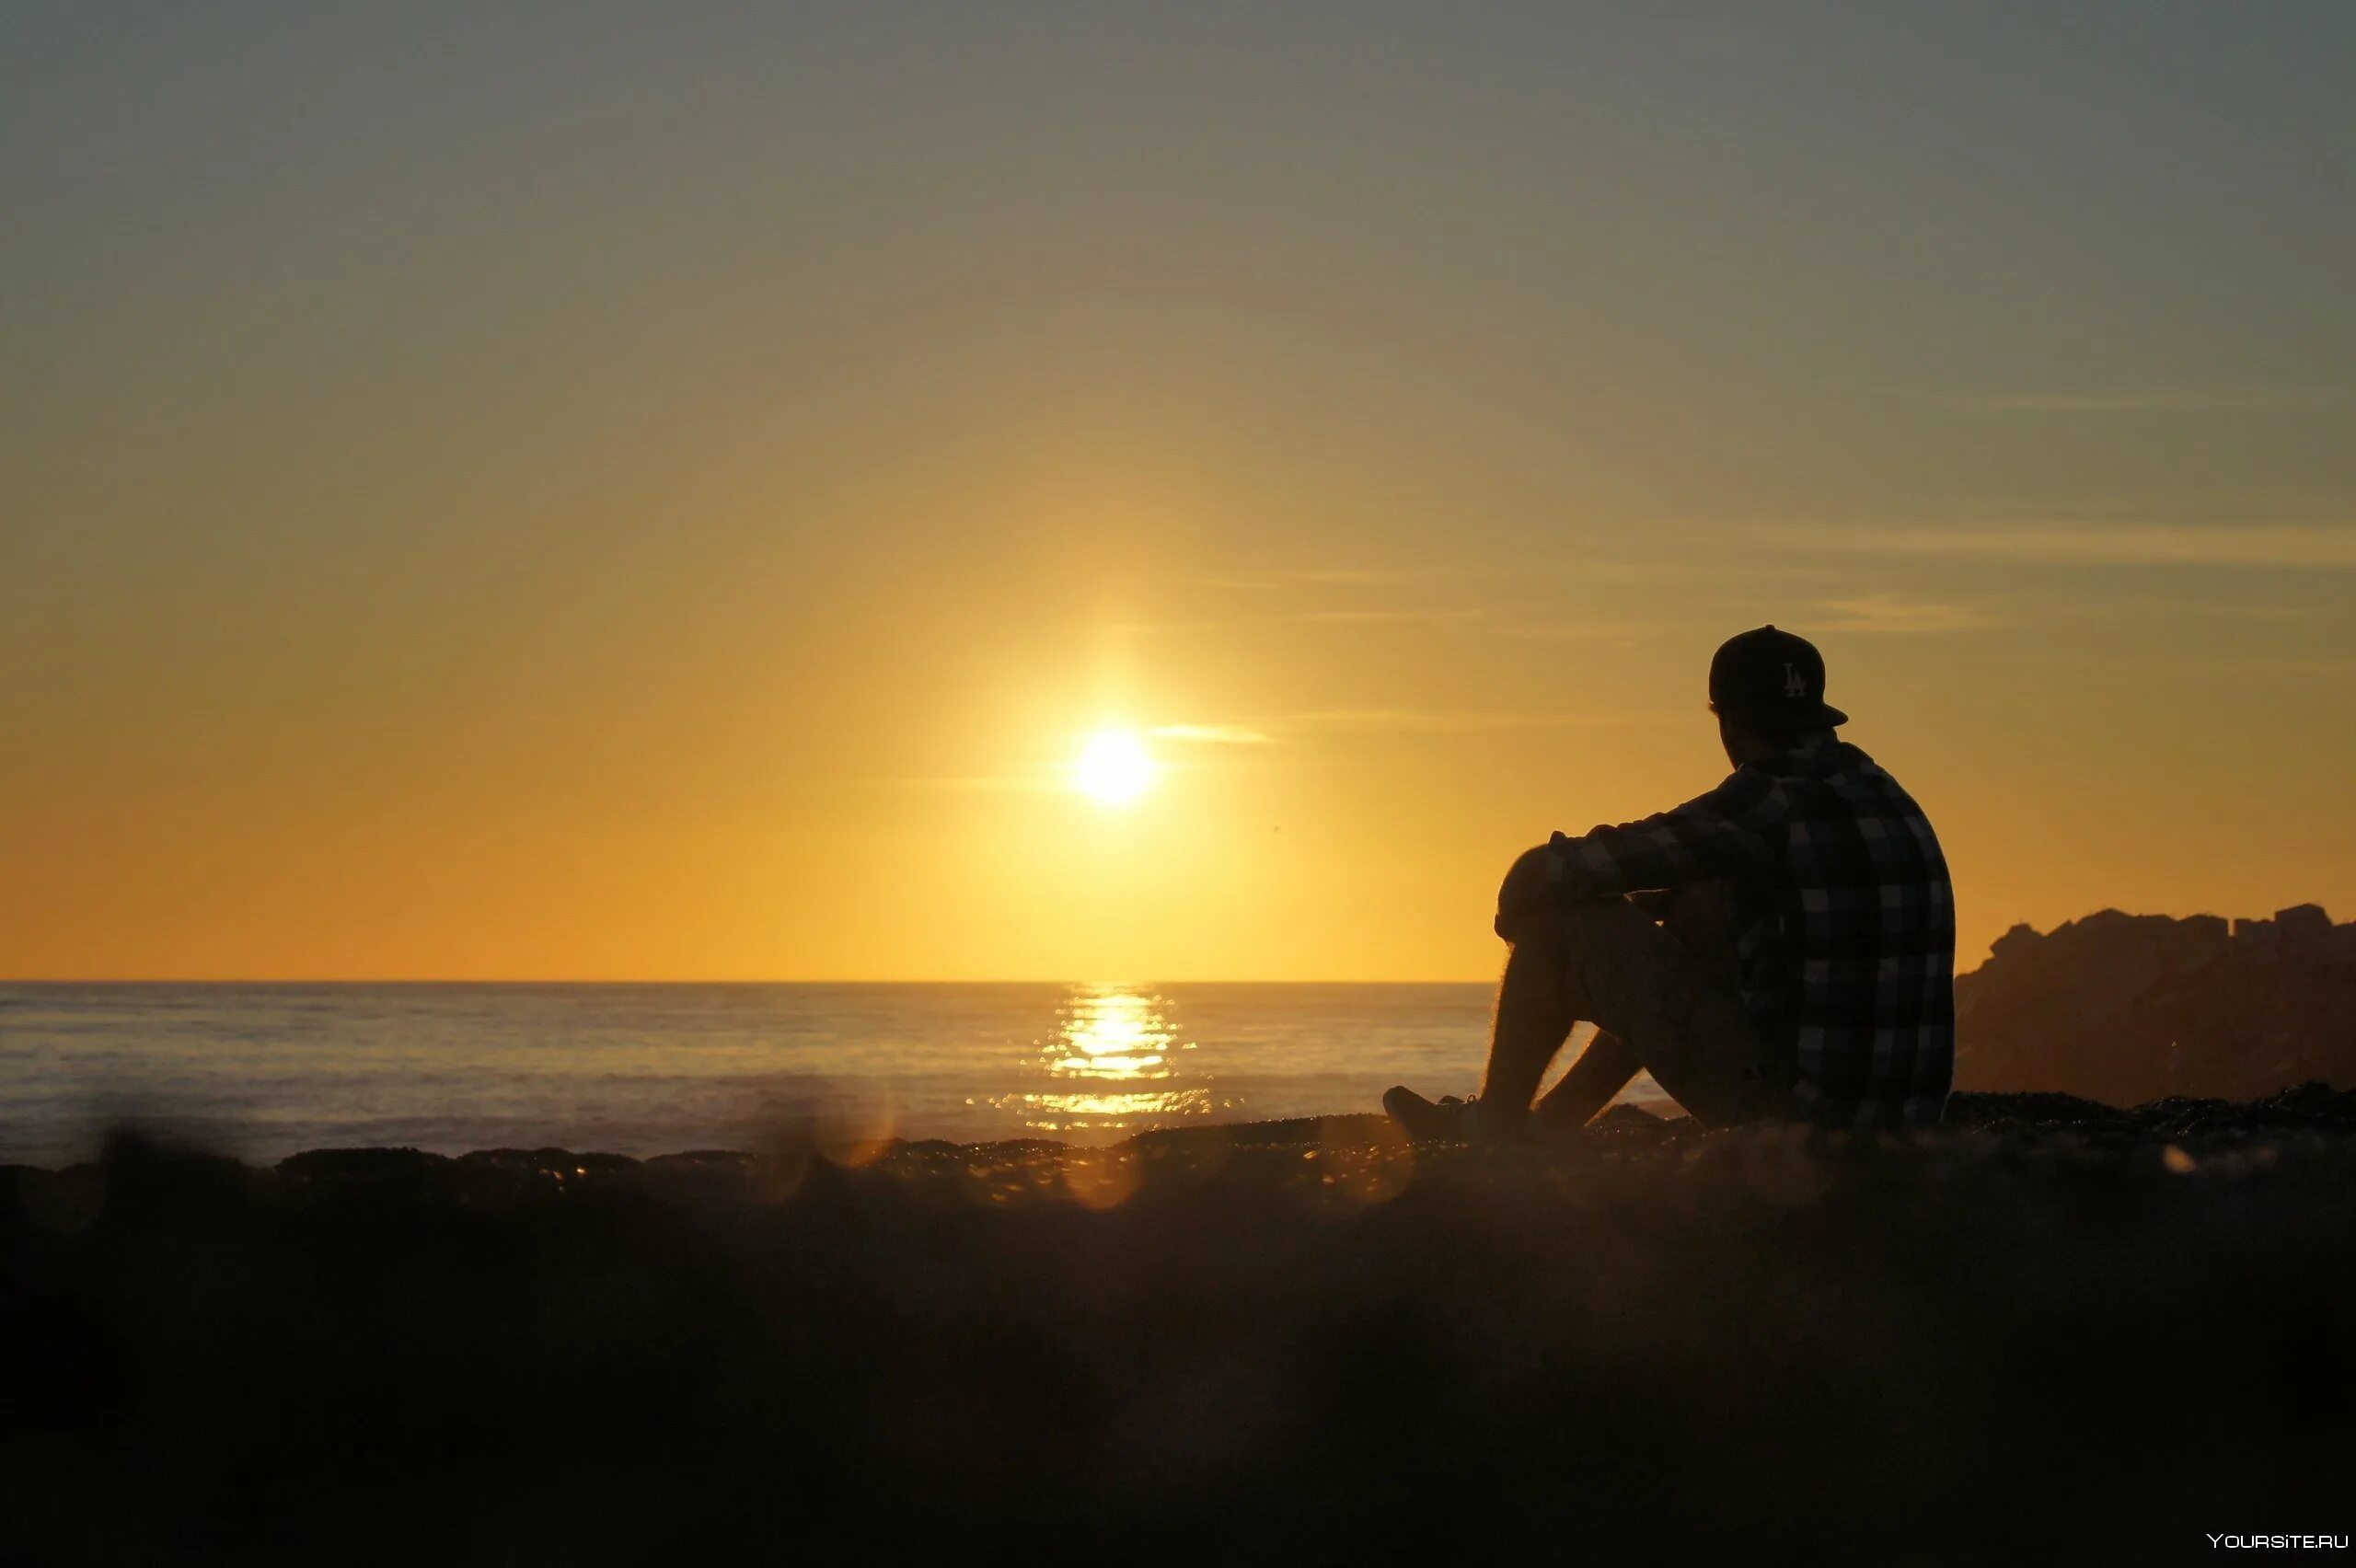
[1387,626,1954,1138]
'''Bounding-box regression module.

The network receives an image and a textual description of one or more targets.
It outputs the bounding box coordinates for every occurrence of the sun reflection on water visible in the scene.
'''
[988,984,1223,1133]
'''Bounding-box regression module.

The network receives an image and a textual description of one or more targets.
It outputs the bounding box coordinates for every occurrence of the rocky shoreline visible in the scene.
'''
[6,1084,2352,1561]
[13,1081,2356,1216]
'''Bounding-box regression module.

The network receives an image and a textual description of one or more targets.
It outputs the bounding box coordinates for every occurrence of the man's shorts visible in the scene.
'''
[1555,881,1781,1127]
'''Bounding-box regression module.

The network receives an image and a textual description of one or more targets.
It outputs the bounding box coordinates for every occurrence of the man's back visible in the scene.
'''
[1548,732,1955,1129]
[1751,737,1954,1128]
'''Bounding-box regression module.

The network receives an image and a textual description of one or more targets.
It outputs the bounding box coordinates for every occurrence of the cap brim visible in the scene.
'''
[1818,703,1850,728]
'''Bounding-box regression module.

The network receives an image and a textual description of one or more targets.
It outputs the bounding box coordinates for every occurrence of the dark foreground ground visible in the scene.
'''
[6,1087,2354,1563]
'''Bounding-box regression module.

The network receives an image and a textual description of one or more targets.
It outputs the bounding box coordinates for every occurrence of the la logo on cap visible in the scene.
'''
[1784,663,1806,698]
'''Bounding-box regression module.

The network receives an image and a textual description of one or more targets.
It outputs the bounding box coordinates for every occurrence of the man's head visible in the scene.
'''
[1708,625,1847,766]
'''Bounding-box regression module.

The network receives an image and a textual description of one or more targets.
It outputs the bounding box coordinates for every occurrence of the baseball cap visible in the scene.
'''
[1707,625,1849,732]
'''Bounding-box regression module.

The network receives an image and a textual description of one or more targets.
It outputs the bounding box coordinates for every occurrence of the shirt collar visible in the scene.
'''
[1772,730,1842,769]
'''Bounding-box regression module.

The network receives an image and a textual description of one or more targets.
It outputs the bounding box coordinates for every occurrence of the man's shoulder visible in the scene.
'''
[1760,738,1933,813]
[1697,760,1794,816]
[1784,738,1893,789]
[1818,743,1943,836]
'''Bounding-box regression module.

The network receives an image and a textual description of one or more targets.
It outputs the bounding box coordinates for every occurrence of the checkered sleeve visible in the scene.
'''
[1551,767,1794,898]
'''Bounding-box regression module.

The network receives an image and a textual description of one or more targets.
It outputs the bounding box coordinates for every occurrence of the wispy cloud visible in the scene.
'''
[886,708,1671,789]
[1795,522,2356,570]
[1509,616,1694,643]
[1288,568,1442,586]
[2113,595,2338,623]
[1149,724,1273,745]
[1284,709,1674,732]
[1813,594,1994,633]
[1950,387,2353,414]
[1954,650,2356,677]
[1155,710,1668,742]
[886,774,1054,792]
[1292,605,1504,626]
[1110,601,1532,635]
[1102,617,1232,637]
[1188,566,1508,593]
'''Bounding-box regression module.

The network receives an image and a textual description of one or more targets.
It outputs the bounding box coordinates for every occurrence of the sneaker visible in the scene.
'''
[1382,1085,1483,1143]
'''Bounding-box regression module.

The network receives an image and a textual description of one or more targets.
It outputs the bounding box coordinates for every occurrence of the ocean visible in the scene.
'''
[0,983,1644,1164]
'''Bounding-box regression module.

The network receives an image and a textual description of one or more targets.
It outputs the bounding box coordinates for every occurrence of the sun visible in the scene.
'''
[1073,729,1153,805]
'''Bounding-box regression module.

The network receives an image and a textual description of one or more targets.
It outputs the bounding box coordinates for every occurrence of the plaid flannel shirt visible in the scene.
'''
[1550,734,1954,1129]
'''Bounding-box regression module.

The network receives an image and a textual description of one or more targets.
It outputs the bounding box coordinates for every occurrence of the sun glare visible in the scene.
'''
[1074,729,1153,804]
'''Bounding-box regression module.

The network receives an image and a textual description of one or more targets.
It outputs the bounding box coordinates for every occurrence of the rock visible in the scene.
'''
[1587,1102,1678,1141]
[277,1146,453,1188]
[1942,1091,2125,1131]
[1989,922,2043,963]
[1589,1102,1666,1128]
[6,1163,107,1234]
[2276,903,2331,953]
[2253,1078,2356,1125]
[1956,904,2356,1103]
[2183,913,2231,963]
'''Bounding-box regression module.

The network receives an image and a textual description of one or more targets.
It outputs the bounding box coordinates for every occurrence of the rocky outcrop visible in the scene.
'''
[1957,904,2356,1103]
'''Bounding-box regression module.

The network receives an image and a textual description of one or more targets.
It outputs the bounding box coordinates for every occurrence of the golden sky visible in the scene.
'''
[6,5,2353,979]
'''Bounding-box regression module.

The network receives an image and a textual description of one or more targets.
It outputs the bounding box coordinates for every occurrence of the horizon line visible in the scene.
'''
[0,974,1506,987]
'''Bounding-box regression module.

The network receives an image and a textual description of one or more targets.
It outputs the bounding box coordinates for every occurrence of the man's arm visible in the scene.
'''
[1495,767,1791,933]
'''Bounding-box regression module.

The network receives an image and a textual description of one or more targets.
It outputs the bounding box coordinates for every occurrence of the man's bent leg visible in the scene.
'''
[1529,1029,1643,1133]
[1530,882,1742,1131]
[1518,895,1772,1128]
[1472,911,1587,1139]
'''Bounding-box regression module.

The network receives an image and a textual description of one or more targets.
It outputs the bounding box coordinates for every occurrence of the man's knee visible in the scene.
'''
[1499,895,1645,957]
